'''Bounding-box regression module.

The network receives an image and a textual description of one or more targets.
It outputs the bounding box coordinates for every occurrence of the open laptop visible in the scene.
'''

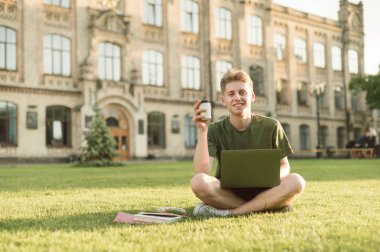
[220,149,282,188]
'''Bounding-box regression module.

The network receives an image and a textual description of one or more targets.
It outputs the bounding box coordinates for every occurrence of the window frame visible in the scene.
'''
[274,34,286,60]
[0,100,17,146]
[313,42,326,68]
[143,0,163,27]
[43,0,70,8]
[294,38,307,63]
[147,112,166,148]
[46,105,71,147]
[97,42,121,82]
[332,46,342,71]
[142,50,164,86]
[348,49,359,74]
[300,124,310,150]
[0,26,17,71]
[181,55,200,90]
[215,7,232,40]
[181,0,199,34]
[43,34,71,77]
[184,114,197,148]
[247,15,262,46]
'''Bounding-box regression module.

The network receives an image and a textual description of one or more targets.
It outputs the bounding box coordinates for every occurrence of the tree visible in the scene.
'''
[349,71,380,110]
[78,104,122,167]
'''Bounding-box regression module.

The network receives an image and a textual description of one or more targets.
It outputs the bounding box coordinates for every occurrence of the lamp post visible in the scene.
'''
[311,82,326,158]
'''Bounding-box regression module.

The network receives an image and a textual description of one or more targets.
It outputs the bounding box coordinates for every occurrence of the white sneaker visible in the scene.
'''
[193,203,230,217]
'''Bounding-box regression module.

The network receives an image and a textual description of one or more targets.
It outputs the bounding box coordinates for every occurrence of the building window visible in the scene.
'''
[44,0,70,8]
[106,117,119,127]
[215,60,233,92]
[46,106,71,147]
[294,38,307,63]
[348,49,359,74]
[142,50,164,86]
[0,26,16,71]
[276,79,288,105]
[215,8,232,40]
[320,125,328,148]
[313,42,325,68]
[274,34,286,60]
[351,92,360,111]
[247,15,262,46]
[44,34,71,76]
[334,86,344,110]
[0,101,17,146]
[300,124,310,150]
[337,127,345,148]
[98,42,121,81]
[143,0,163,26]
[181,55,200,90]
[249,65,264,96]
[181,0,199,34]
[184,114,197,148]
[147,112,165,148]
[332,46,342,71]
[281,123,291,140]
[297,81,308,106]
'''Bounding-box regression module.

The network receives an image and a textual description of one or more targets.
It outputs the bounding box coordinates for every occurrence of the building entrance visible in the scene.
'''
[106,117,129,160]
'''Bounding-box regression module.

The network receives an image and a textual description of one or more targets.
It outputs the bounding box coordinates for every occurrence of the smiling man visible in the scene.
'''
[191,68,305,216]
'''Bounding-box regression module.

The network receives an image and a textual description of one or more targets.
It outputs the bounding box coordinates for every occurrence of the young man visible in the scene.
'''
[191,68,305,216]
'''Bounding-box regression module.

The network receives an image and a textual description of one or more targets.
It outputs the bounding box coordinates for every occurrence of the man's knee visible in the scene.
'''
[284,173,306,195]
[190,173,214,198]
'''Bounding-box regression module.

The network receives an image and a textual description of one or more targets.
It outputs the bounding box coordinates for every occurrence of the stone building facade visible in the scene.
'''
[0,0,376,161]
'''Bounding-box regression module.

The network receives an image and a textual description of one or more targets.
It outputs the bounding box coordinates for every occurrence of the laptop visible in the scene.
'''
[220,149,282,188]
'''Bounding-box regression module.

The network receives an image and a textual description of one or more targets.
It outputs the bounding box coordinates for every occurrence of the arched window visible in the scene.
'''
[98,42,121,81]
[0,101,17,145]
[181,0,199,33]
[142,50,164,86]
[181,55,200,90]
[46,106,71,146]
[247,15,262,46]
[300,124,310,150]
[184,114,197,148]
[106,117,119,127]
[148,112,165,148]
[0,26,16,71]
[215,8,232,40]
[44,34,71,76]
[249,65,264,96]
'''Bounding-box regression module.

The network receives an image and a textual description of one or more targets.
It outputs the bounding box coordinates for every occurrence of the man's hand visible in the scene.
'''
[192,99,209,131]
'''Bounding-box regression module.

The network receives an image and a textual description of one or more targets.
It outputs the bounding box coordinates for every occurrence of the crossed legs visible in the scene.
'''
[191,173,305,215]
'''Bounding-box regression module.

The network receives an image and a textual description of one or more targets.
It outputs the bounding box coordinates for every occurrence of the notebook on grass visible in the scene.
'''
[220,149,282,188]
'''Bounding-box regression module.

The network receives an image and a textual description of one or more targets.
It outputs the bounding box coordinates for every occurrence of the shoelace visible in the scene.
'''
[203,205,229,216]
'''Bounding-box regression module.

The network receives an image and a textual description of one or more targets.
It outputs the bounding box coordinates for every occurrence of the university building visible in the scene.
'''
[0,0,377,161]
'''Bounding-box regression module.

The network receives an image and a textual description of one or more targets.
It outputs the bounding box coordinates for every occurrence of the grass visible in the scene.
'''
[0,159,379,251]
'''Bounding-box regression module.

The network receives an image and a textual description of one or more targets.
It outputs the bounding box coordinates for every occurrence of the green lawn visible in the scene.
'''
[1,159,379,251]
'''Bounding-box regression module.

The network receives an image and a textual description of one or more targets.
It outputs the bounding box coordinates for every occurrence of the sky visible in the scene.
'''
[273,0,380,75]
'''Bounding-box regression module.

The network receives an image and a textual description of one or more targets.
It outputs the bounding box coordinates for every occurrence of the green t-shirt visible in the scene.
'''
[208,114,293,179]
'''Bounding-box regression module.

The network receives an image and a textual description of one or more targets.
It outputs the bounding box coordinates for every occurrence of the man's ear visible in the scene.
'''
[251,91,256,103]
[221,94,226,106]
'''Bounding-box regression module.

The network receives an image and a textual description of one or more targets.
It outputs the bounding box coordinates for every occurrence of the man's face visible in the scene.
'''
[221,81,255,116]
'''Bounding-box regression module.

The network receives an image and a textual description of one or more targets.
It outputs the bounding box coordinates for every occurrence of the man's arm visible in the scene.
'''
[280,156,290,179]
[192,100,214,175]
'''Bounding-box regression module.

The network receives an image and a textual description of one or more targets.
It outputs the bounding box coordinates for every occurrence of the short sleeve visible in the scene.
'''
[272,121,294,158]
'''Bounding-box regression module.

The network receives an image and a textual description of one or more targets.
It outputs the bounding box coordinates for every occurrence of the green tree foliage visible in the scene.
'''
[349,72,380,110]
[78,104,122,167]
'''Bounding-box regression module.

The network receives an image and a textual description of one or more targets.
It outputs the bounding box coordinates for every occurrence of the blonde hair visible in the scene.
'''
[220,68,253,93]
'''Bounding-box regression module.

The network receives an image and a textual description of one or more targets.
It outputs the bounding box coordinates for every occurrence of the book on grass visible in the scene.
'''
[113,211,185,225]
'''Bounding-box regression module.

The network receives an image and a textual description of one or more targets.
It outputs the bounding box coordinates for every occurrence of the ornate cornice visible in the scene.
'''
[0,85,82,97]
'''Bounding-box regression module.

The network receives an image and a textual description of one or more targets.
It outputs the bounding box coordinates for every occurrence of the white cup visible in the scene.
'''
[199,100,212,120]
